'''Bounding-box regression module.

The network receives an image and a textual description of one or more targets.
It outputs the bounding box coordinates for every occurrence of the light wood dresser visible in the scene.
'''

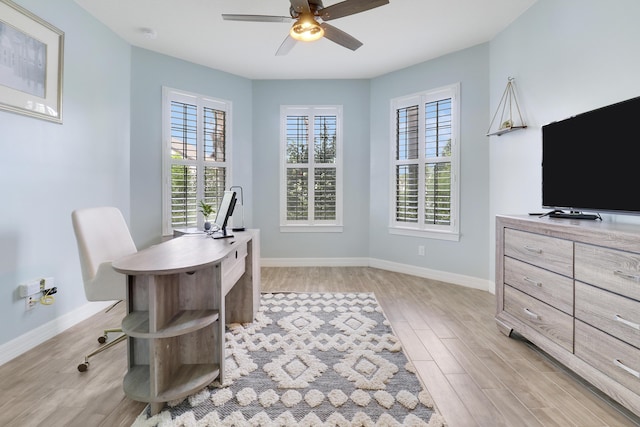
[113,229,260,415]
[496,215,640,417]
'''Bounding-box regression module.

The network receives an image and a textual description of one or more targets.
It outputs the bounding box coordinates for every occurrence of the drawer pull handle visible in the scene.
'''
[613,270,640,282]
[613,359,640,379]
[523,246,542,254]
[523,277,542,287]
[614,314,640,331]
[523,308,540,320]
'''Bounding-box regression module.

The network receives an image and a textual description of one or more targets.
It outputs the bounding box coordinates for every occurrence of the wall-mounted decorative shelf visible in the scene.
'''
[487,125,528,137]
[487,77,527,136]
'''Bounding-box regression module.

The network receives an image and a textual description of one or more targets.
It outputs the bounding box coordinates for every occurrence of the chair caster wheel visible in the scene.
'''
[98,335,107,344]
[78,363,89,372]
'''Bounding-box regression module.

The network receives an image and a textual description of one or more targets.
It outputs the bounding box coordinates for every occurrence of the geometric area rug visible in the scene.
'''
[131,292,447,427]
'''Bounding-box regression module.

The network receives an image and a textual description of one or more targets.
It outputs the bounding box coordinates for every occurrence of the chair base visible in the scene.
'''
[77,329,127,372]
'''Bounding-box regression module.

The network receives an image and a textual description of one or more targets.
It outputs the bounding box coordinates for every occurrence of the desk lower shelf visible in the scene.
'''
[123,364,220,403]
[122,310,219,338]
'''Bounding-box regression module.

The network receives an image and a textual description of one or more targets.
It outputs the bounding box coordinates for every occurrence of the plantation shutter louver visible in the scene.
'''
[390,84,459,240]
[163,88,231,235]
[281,106,342,231]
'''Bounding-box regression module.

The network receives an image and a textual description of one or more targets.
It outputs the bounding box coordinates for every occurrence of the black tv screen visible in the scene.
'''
[542,95,640,215]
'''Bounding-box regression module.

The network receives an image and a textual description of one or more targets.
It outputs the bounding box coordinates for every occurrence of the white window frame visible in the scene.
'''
[280,105,343,233]
[389,83,460,241]
[161,86,232,236]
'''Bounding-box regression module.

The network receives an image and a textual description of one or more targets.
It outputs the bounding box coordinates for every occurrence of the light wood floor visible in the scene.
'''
[0,267,638,427]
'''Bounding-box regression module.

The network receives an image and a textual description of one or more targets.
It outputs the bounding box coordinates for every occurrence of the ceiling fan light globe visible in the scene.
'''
[290,15,324,42]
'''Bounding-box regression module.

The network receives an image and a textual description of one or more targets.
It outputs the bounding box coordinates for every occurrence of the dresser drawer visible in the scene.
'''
[575,243,640,301]
[575,281,640,349]
[504,228,573,276]
[504,257,573,314]
[222,242,247,295]
[504,285,573,352]
[575,320,640,396]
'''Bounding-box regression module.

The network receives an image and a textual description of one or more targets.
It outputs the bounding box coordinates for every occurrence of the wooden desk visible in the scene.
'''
[112,229,260,415]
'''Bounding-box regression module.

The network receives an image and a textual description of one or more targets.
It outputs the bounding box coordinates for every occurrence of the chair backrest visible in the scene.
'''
[71,207,137,287]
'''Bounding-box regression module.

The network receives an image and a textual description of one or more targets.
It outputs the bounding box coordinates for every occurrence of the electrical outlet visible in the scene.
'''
[25,296,37,311]
[418,245,425,256]
[19,277,55,297]
[19,280,42,297]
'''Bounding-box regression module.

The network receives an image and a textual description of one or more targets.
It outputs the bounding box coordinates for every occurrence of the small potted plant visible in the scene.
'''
[199,200,214,230]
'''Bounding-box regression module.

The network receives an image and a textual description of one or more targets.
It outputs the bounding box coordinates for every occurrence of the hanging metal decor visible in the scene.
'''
[486,77,527,136]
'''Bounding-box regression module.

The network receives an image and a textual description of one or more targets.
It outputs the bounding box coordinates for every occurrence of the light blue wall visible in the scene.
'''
[252,80,371,258]
[130,48,253,248]
[369,44,491,279]
[4,0,638,350]
[488,0,640,282]
[0,0,131,344]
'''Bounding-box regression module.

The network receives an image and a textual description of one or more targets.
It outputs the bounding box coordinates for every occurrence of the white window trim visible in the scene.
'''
[388,83,460,241]
[161,86,232,236]
[279,105,343,233]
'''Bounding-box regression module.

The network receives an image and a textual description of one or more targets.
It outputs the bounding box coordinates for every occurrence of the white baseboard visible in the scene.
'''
[0,300,113,366]
[261,257,369,267]
[368,258,493,292]
[262,256,494,293]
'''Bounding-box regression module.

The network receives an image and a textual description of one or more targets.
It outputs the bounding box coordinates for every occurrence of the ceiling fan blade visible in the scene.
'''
[320,23,363,51]
[290,0,311,14]
[320,0,389,21]
[222,14,291,23]
[276,35,298,56]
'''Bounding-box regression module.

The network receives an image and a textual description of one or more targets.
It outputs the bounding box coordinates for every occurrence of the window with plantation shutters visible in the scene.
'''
[390,84,460,241]
[162,87,231,235]
[280,106,343,232]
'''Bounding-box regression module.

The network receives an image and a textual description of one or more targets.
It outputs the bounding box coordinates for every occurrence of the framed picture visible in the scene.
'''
[0,0,64,123]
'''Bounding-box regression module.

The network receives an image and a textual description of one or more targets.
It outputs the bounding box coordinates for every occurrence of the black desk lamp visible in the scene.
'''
[229,185,245,231]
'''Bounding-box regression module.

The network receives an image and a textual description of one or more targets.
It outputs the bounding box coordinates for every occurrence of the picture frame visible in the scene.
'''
[0,0,64,123]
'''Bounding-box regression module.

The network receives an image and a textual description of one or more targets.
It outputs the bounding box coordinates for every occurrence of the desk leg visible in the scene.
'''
[214,264,226,386]
[226,234,260,323]
[150,402,164,416]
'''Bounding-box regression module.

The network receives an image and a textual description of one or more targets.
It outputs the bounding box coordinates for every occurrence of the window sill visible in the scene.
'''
[388,226,460,241]
[280,225,344,233]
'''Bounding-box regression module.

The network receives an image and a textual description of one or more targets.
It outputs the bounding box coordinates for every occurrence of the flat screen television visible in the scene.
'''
[211,190,236,239]
[541,95,640,218]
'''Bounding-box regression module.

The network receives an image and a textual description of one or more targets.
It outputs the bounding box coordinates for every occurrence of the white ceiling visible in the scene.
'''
[73,0,537,80]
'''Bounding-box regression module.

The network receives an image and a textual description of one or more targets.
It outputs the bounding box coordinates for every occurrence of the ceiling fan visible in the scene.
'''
[222,0,389,55]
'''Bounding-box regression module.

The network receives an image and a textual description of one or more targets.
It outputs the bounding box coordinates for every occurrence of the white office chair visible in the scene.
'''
[71,207,137,372]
